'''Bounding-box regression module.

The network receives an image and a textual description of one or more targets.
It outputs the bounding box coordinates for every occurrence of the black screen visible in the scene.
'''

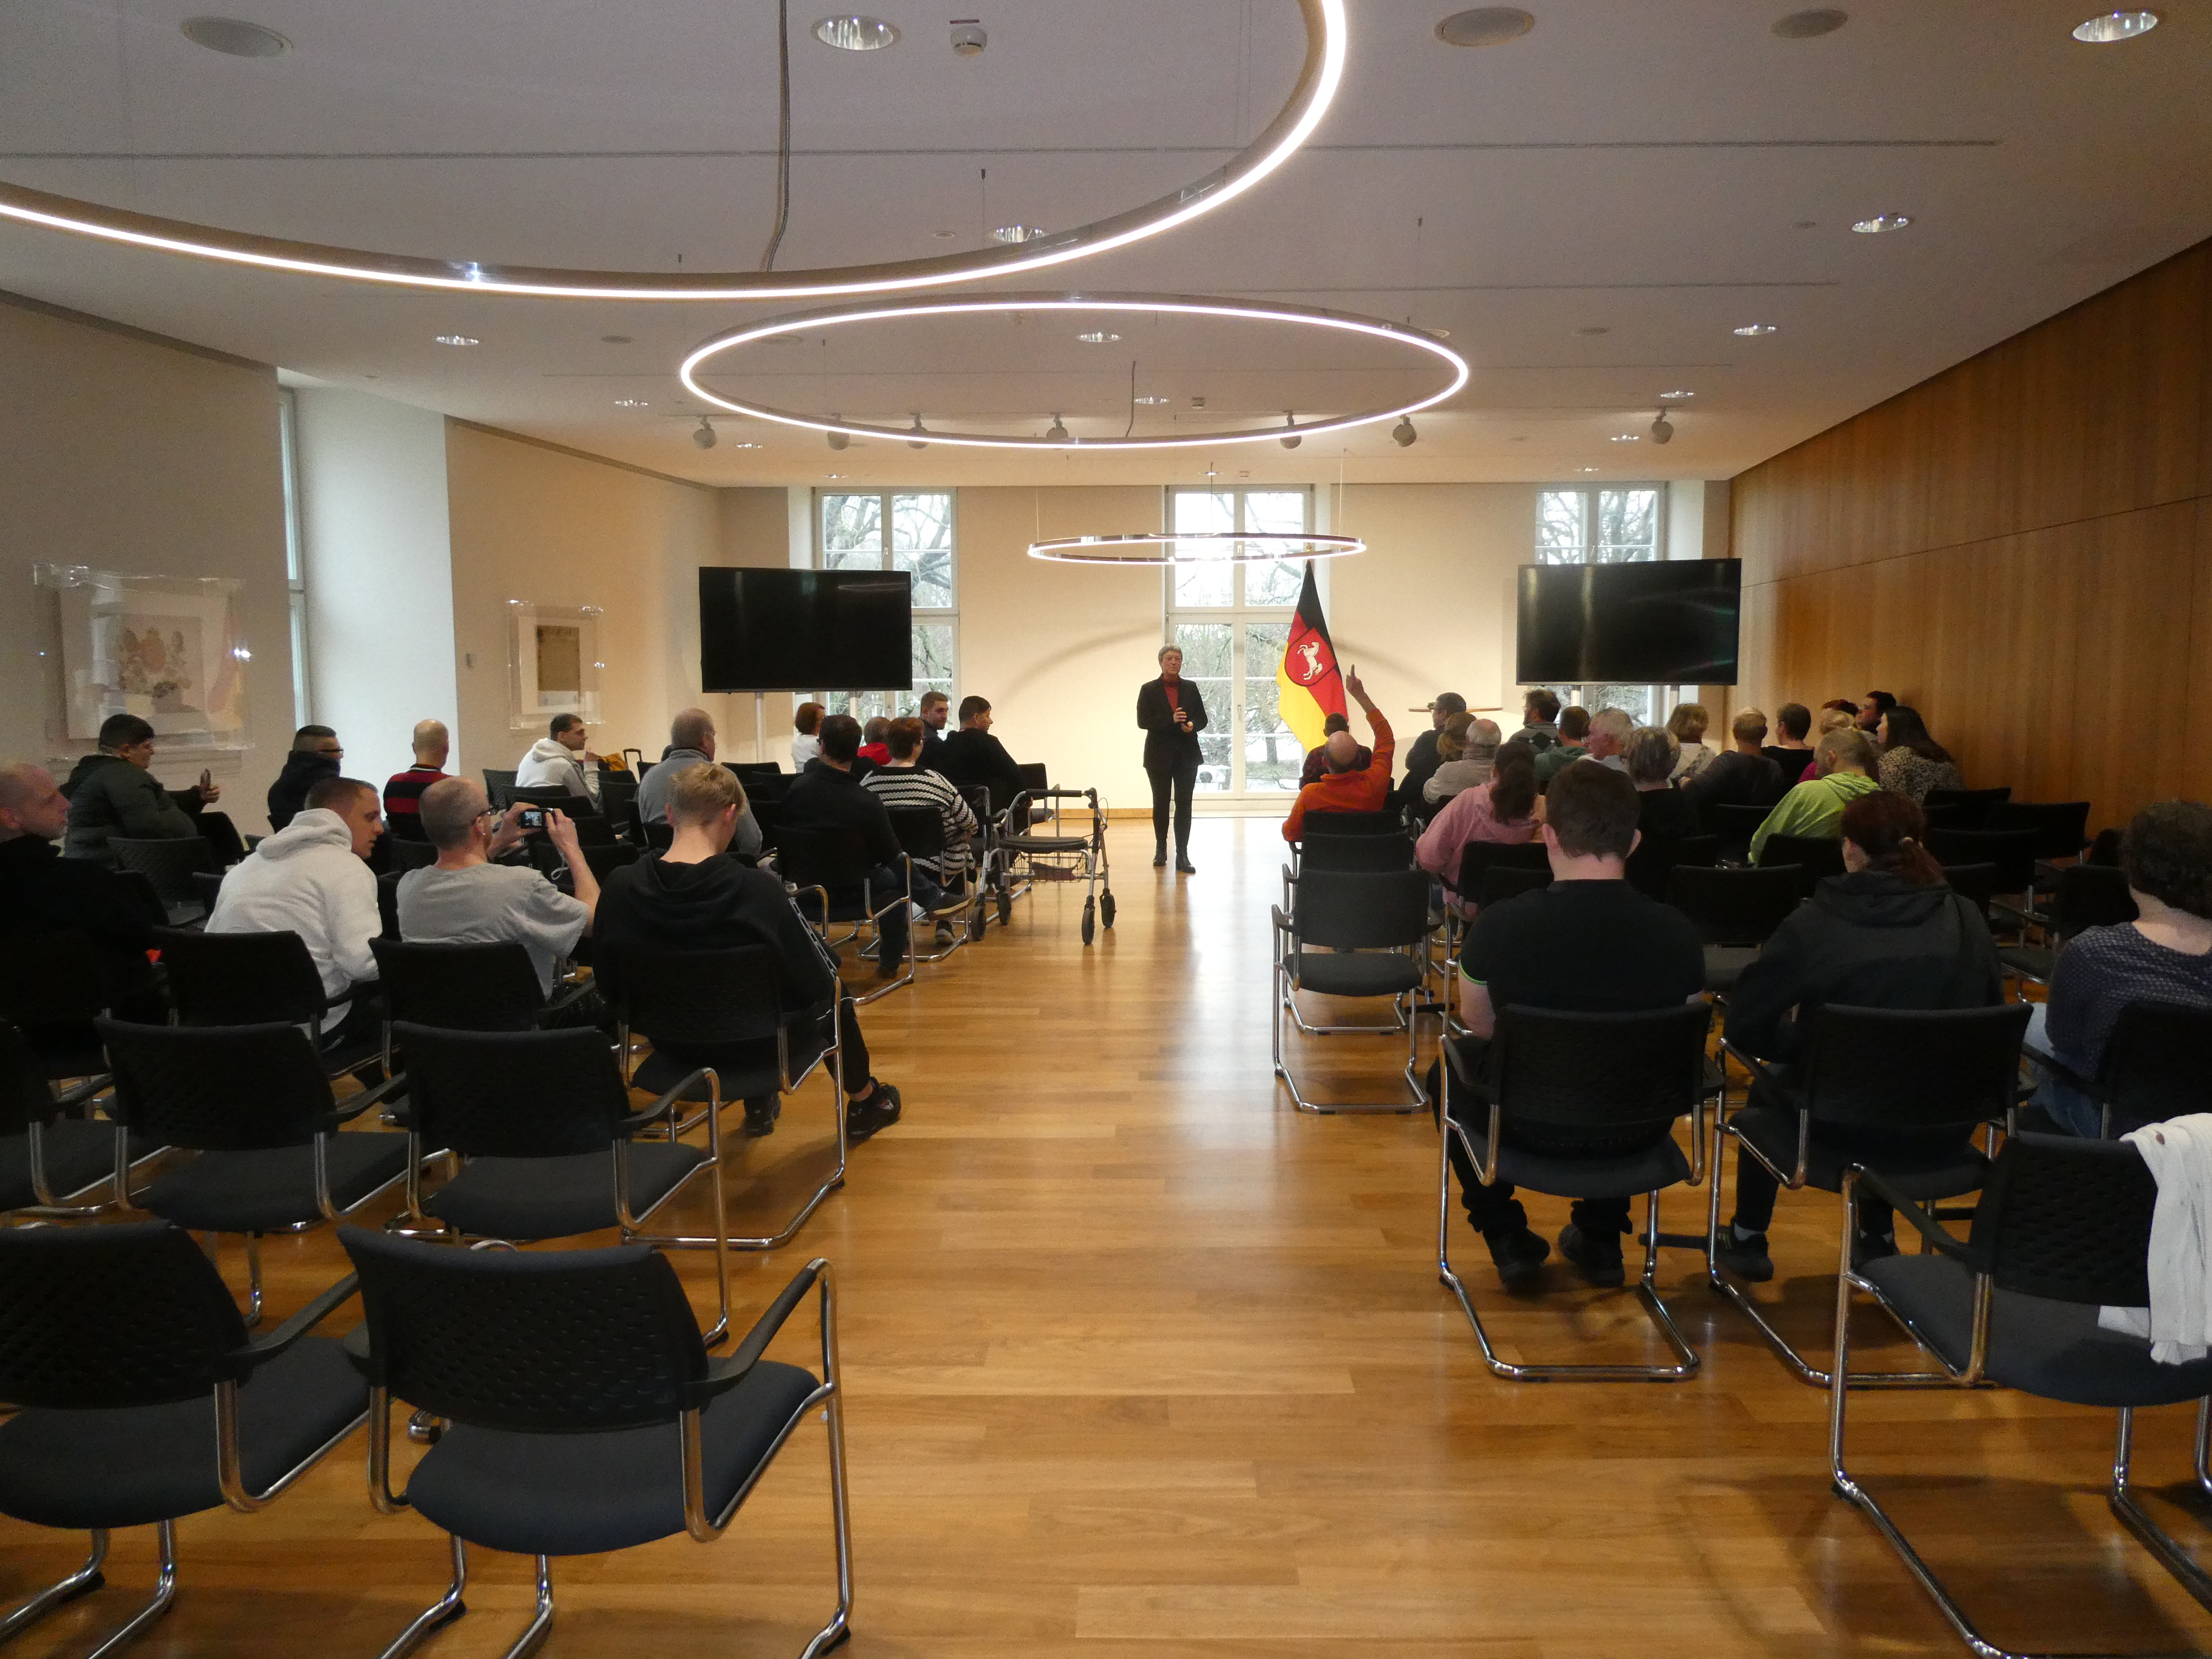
[1515,559,1742,685]
[698,568,914,692]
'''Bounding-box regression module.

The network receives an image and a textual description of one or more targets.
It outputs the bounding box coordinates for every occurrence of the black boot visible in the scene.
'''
[1153,841,1168,867]
[1175,843,1196,874]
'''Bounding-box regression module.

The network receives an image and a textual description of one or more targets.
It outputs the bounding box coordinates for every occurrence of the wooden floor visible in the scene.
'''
[7,818,2211,1658]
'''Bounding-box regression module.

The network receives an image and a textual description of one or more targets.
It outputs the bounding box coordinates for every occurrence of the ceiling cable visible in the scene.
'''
[759,0,792,271]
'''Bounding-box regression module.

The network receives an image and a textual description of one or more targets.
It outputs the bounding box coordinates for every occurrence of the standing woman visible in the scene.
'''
[1136,644,1208,873]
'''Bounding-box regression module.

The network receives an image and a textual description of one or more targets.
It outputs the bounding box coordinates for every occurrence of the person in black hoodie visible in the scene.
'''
[780,713,934,976]
[593,761,902,1140]
[937,696,1028,812]
[1714,790,2003,1280]
[266,725,343,831]
[0,761,166,1025]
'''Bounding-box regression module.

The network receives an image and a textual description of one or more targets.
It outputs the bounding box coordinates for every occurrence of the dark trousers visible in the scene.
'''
[669,993,874,1118]
[1147,757,1198,854]
[814,867,912,971]
[1429,1046,1664,1240]
[1728,1098,1969,1239]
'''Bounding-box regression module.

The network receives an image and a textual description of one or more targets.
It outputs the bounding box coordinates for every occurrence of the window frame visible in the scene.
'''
[808,486,958,723]
[1525,482,1686,728]
[277,387,311,728]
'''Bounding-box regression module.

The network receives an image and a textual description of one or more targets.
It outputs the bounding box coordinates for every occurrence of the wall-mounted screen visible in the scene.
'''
[698,568,913,692]
[1515,559,1742,686]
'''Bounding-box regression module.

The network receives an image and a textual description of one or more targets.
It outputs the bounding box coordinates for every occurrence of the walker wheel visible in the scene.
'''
[997,889,1013,926]
[1099,892,1115,928]
[1081,897,1096,946]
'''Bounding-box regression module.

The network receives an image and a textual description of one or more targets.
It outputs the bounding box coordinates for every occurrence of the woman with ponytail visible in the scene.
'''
[1713,791,2003,1279]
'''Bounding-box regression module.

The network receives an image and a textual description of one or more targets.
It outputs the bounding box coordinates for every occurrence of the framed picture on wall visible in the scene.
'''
[35,564,251,749]
[507,600,604,729]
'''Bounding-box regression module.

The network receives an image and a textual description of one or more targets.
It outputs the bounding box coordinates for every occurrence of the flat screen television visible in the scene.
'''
[698,568,913,693]
[1514,559,1742,686]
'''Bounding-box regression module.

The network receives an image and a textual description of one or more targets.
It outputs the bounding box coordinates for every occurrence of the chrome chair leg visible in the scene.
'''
[73,1520,178,1659]
[375,1534,470,1659]
[1277,989,1427,1115]
[500,1557,556,1659]
[0,1528,108,1642]
[2111,1406,2212,1614]
[242,1231,263,1328]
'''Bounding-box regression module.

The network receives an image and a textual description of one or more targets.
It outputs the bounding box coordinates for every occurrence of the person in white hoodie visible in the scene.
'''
[205,775,384,1044]
[515,713,593,799]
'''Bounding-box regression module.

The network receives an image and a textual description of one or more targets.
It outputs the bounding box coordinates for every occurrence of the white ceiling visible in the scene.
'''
[1,0,2207,489]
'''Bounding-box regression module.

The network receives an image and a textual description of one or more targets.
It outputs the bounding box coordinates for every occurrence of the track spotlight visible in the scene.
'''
[908,415,929,450]
[826,422,850,451]
[1650,408,1674,445]
[692,417,718,450]
[1280,413,1302,450]
[1392,416,1417,448]
[1046,414,1071,443]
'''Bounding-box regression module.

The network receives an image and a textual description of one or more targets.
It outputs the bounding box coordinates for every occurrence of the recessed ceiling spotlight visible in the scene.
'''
[1610,434,1640,443]
[814,15,899,50]
[1134,395,1170,406]
[992,225,1045,244]
[1435,7,1535,47]
[1576,325,1610,336]
[728,442,763,450]
[1772,9,1848,39]
[1077,330,1121,344]
[1578,466,1598,473]
[1734,323,1778,336]
[614,398,649,407]
[1660,390,1694,399]
[433,334,479,346]
[180,16,290,57]
[2073,9,2159,42]
[600,334,632,344]
[930,229,956,240]
[825,472,846,479]
[1851,212,1912,233]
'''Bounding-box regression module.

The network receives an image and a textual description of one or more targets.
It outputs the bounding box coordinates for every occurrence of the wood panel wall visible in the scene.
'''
[1732,238,2212,835]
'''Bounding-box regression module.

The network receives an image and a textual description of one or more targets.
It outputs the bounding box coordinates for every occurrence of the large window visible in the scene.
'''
[1526,484,1670,728]
[278,388,311,727]
[1164,486,1312,796]
[812,489,956,720]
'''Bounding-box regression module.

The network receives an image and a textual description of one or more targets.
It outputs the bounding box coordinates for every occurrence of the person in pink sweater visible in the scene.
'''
[1415,743,1541,915]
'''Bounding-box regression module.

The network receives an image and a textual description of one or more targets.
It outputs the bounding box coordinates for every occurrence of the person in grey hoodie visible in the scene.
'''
[62,712,230,862]
[207,776,384,1042]
[515,712,594,798]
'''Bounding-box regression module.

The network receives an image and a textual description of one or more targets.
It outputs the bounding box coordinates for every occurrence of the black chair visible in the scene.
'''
[1451,841,1550,911]
[1757,833,1845,889]
[1270,869,1429,1114]
[728,761,787,802]
[1477,864,1552,908]
[1301,831,1414,873]
[1927,827,2039,908]
[1626,832,1719,902]
[480,768,520,807]
[381,836,437,873]
[1833,1134,2212,1653]
[1923,785,2011,830]
[1438,1003,1717,1381]
[338,1228,850,1659]
[109,836,221,924]
[0,1019,142,1217]
[1711,1002,2032,1387]
[189,868,226,916]
[153,926,383,1082]
[598,774,641,837]
[389,1022,733,1342]
[1990,798,2091,880]
[369,938,597,1079]
[599,945,848,1253]
[776,826,912,1002]
[0,930,122,1084]
[1665,863,1804,996]
[1997,862,2137,990]
[1705,802,1772,865]
[885,806,973,960]
[509,784,599,819]
[99,1018,410,1323]
[0,1223,369,1656]
[1937,862,1999,926]
[2027,999,2212,1139]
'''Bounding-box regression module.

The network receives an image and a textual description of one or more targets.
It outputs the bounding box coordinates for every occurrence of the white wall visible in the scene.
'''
[292,387,460,784]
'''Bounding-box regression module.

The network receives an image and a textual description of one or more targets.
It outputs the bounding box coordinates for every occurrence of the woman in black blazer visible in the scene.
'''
[1135,644,1208,873]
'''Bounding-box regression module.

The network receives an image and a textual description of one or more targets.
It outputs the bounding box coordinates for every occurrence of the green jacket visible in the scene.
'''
[1748,770,1880,862]
[1533,743,1588,789]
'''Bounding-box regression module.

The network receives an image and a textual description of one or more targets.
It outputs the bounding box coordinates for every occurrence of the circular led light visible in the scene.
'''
[1435,8,1534,47]
[681,292,1471,451]
[434,333,480,346]
[814,16,899,50]
[180,16,290,57]
[1733,323,1778,336]
[2073,9,2159,41]
[1851,212,1912,233]
[1028,532,1366,567]
[0,1,1345,301]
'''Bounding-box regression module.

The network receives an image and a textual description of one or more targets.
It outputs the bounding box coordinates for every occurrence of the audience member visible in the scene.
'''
[1282,671,1393,842]
[1857,690,1898,735]
[938,696,1029,814]
[1415,742,1540,914]
[2031,800,2212,1137]
[515,713,593,797]
[1762,702,1814,779]
[61,713,236,864]
[594,763,903,1140]
[1394,691,1466,813]
[1423,715,1502,806]
[1748,728,1880,861]
[864,716,979,947]
[1532,706,1591,789]
[400,777,597,999]
[1666,704,1715,780]
[917,690,952,772]
[1625,726,1701,842]
[1715,792,2003,1278]
[0,762,163,1021]
[858,718,893,767]
[1875,705,1965,804]
[267,725,343,831]
[384,720,450,840]
[207,777,384,1047]
[781,713,927,977]
[636,710,762,855]
[1512,689,1563,754]
[1300,712,1371,787]
[792,702,827,771]
[1796,707,1857,780]
[1685,708,1786,815]
[1583,709,1634,775]
[1432,762,1703,1289]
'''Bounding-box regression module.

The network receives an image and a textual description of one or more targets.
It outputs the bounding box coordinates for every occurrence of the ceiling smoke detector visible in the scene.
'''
[1772,9,1848,39]
[1435,7,1535,47]
[950,19,987,54]
[813,15,899,50]
[180,16,291,57]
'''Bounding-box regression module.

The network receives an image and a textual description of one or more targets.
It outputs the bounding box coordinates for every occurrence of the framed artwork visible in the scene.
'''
[508,601,603,729]
[35,564,250,749]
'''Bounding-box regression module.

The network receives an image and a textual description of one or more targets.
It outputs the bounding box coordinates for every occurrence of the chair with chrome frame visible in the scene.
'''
[1272,868,1429,1114]
[153,926,385,1083]
[1438,1003,1717,1381]
[0,931,120,1098]
[1831,1132,2212,1658]
[599,944,849,1252]
[0,1222,368,1658]
[775,825,914,1003]
[2024,999,2212,1140]
[1710,1002,2031,1388]
[370,937,598,1078]
[108,836,222,925]
[0,1019,156,1219]
[1995,861,2136,995]
[883,806,977,962]
[338,1227,851,1659]
[1287,807,1405,878]
[1665,862,1803,999]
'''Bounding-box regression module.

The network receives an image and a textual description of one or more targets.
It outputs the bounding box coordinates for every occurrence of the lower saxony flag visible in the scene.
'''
[1276,562,1348,752]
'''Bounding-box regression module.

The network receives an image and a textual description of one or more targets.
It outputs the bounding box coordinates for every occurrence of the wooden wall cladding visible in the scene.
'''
[1733,239,2212,833]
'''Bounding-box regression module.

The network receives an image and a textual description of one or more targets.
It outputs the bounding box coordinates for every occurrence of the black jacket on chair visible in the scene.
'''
[777,760,903,869]
[1136,677,1209,771]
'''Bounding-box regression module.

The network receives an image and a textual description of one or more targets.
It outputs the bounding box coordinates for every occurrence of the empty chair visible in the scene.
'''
[1704,801,1771,864]
[108,836,221,924]
[1272,868,1429,1113]
[1626,832,1720,902]
[1926,827,2038,905]
[598,774,641,836]
[1937,862,2000,926]
[1922,785,2011,829]
[0,929,125,1085]
[727,761,786,802]
[0,1019,140,1216]
[1832,1133,2212,1655]
[0,1222,369,1657]
[1756,833,1845,888]
[1665,863,1803,996]
[1298,809,1400,839]
[507,785,598,818]
[1989,798,2091,878]
[480,768,520,807]
[338,1228,850,1659]
[1997,862,2136,990]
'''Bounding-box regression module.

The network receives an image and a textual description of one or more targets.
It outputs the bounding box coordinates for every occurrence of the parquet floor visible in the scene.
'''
[6,818,2211,1657]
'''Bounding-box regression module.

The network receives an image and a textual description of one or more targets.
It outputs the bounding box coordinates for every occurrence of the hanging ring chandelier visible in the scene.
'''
[1028,532,1366,566]
[681,292,1469,449]
[0,0,1345,301]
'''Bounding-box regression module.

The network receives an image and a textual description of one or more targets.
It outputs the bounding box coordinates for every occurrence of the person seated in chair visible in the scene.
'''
[1761,701,1814,782]
[1415,742,1540,917]
[1531,706,1592,790]
[791,701,827,771]
[1747,727,1880,862]
[864,717,978,948]
[1392,691,1464,814]
[266,725,344,831]
[780,714,931,978]
[1874,705,1965,805]
[595,763,903,1141]
[636,708,762,854]
[61,713,239,864]
[383,719,451,841]
[1626,726,1702,843]
[1511,689,1563,754]
[916,690,953,773]
[0,761,166,1022]
[1714,792,2003,1279]
[1430,762,1705,1290]
[1422,715,1502,808]
[1299,712,1371,787]
[515,712,594,798]
[1281,670,1393,843]
[1685,707,1785,816]
[207,776,387,1053]
[857,718,892,768]
[937,696,1029,815]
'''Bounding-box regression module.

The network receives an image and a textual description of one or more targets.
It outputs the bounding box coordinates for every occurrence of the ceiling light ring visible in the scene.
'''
[1027,532,1366,567]
[680,291,1471,451]
[0,0,1346,301]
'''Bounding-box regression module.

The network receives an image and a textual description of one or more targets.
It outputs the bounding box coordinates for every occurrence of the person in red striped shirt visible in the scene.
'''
[382,719,449,841]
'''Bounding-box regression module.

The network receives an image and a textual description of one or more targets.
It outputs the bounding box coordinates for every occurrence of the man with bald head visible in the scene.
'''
[383,718,451,841]
[637,708,762,854]
[1281,669,1394,842]
[0,761,164,1021]
[399,776,598,1001]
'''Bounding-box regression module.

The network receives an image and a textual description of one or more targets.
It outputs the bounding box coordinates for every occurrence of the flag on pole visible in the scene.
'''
[1276,563,1347,752]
